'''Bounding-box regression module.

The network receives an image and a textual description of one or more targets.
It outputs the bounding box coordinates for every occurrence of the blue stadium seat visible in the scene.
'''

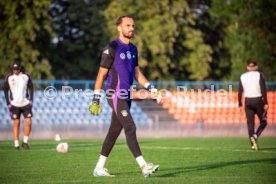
[0,90,153,127]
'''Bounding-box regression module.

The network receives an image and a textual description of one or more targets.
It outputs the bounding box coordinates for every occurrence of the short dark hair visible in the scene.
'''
[116,14,133,26]
[247,58,258,67]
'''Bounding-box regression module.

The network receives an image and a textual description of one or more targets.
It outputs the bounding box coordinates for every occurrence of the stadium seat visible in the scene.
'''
[160,90,276,127]
[1,89,275,128]
[0,90,153,127]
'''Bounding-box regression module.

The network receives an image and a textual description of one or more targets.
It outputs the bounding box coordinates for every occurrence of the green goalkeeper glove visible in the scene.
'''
[89,94,102,116]
[145,83,162,104]
[150,88,162,104]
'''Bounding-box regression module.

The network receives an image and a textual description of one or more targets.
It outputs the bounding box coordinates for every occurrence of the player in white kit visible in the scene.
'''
[238,59,268,151]
[4,61,34,150]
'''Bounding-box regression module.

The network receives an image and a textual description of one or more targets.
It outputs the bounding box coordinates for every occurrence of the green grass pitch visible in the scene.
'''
[0,138,276,184]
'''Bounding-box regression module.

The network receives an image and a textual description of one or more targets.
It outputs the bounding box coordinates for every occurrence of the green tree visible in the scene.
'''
[0,0,54,79]
[103,0,213,81]
[188,0,231,81]
[209,0,276,81]
[48,0,111,79]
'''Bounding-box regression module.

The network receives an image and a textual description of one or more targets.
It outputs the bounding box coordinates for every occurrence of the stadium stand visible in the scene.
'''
[160,91,276,127]
[0,80,275,129]
[0,90,153,127]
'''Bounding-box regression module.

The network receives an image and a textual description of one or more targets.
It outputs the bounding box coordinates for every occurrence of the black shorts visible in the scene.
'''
[10,104,33,120]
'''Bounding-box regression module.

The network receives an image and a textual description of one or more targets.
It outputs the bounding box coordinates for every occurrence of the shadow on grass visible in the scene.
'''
[158,158,276,177]
[260,147,276,151]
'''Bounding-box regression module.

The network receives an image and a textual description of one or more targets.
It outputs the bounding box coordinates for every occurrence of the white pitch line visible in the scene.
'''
[139,146,276,154]
[0,144,275,154]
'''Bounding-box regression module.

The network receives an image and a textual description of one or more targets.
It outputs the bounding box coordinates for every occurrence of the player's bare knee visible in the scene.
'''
[13,119,20,125]
[25,119,32,125]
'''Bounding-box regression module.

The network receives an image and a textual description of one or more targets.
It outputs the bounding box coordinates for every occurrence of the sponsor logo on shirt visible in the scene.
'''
[120,53,126,60]
[126,51,131,60]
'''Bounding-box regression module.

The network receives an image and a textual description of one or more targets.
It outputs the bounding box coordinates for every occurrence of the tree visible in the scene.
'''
[0,0,54,79]
[48,0,111,79]
[209,0,276,81]
[103,0,213,81]
[188,0,231,81]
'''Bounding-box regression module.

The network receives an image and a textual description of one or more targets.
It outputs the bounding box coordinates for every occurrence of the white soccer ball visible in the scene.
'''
[56,142,69,153]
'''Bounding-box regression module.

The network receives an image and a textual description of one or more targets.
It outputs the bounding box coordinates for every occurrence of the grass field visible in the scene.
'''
[0,137,276,184]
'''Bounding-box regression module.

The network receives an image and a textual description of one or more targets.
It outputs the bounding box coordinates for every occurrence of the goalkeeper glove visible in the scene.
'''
[145,83,162,104]
[151,88,162,104]
[89,94,102,116]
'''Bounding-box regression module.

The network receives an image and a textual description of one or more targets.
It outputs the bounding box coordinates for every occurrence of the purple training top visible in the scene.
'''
[100,38,138,99]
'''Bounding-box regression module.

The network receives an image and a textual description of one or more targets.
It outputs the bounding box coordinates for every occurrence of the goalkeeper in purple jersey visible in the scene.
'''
[89,15,161,177]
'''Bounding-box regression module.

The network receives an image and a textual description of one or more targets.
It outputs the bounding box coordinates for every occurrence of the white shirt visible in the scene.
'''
[240,71,262,98]
[6,72,31,107]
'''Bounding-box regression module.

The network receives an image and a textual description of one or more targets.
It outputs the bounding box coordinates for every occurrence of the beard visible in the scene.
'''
[123,31,134,39]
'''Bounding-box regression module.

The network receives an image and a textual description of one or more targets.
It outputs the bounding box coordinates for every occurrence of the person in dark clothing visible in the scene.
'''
[238,58,268,151]
[89,15,161,177]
